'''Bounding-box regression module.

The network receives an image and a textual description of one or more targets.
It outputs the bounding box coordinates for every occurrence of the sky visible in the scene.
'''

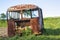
[0,0,60,18]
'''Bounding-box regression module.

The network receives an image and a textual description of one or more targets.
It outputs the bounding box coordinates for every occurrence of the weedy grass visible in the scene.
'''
[0,20,7,27]
[0,17,60,40]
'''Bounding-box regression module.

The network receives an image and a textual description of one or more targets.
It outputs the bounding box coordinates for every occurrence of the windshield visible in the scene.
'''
[32,10,39,18]
[22,10,39,18]
[7,11,21,20]
[7,10,39,20]
[22,10,31,18]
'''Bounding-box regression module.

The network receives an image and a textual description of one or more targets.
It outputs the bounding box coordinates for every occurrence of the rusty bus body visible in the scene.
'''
[6,4,44,37]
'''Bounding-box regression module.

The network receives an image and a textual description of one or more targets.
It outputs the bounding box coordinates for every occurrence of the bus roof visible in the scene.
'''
[7,4,39,11]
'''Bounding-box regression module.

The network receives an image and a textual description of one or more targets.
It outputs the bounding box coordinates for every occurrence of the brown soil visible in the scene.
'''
[0,27,8,37]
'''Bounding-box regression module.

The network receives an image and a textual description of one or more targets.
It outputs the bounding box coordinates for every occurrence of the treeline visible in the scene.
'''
[0,13,7,20]
[0,13,7,27]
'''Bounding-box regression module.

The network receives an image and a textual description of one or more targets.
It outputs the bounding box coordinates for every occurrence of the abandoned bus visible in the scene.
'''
[6,4,44,36]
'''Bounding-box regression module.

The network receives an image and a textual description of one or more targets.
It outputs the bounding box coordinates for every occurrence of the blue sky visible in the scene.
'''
[0,0,60,18]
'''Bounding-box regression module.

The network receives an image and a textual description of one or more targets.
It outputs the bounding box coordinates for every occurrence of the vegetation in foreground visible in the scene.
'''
[0,17,60,40]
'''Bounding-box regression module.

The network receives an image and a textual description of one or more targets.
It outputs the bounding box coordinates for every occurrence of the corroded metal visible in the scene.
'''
[8,4,38,11]
[30,18,40,34]
[8,19,15,37]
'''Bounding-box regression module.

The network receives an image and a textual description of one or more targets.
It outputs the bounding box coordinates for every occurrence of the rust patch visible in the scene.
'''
[30,18,40,34]
[8,4,38,11]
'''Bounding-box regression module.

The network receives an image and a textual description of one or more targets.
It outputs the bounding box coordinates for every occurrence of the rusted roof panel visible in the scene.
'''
[8,4,38,11]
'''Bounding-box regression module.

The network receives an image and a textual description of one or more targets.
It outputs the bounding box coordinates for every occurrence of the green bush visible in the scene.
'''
[22,26,32,36]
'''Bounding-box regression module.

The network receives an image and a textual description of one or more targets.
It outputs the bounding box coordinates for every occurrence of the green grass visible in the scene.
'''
[0,20,7,27]
[0,17,60,40]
